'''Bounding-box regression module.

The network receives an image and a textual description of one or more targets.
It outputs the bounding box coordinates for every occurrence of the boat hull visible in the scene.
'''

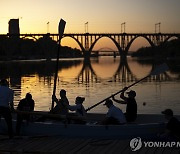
[0,113,171,139]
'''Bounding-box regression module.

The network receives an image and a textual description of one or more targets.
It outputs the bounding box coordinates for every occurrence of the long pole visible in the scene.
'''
[85,63,168,112]
[51,19,66,111]
[85,75,149,112]
[51,39,61,111]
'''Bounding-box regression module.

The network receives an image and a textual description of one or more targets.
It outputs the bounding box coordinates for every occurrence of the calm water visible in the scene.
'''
[1,56,180,114]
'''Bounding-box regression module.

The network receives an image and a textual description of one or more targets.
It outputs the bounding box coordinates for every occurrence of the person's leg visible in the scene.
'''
[101,117,119,125]
[0,107,14,138]
[108,117,120,125]
[16,114,23,136]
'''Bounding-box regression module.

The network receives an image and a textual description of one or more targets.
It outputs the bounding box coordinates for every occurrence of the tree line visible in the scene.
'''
[0,35,83,61]
[132,38,180,58]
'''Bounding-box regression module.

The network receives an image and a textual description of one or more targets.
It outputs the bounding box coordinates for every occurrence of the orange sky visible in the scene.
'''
[1,0,180,51]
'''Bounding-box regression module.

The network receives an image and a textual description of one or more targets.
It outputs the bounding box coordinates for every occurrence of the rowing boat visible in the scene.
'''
[1,112,179,139]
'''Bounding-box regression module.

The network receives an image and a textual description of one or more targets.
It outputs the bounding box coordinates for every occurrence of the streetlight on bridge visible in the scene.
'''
[47,22,50,33]
[121,22,126,33]
[85,22,88,33]
[155,22,161,33]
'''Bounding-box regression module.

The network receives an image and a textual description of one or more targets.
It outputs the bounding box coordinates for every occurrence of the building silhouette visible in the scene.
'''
[8,19,20,38]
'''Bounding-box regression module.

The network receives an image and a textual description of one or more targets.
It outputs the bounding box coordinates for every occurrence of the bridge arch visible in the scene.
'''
[61,36,85,53]
[125,35,155,53]
[89,35,123,56]
[20,36,38,41]
[97,47,116,51]
[163,35,180,43]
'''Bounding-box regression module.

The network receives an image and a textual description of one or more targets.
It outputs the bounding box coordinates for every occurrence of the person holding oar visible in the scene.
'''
[112,87,137,122]
[51,89,69,115]
[85,63,169,114]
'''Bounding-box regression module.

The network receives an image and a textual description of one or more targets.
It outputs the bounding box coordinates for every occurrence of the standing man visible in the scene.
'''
[112,87,137,122]
[0,79,14,138]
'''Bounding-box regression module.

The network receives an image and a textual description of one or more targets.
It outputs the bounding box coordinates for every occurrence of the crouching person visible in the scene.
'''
[16,93,35,135]
[101,99,126,125]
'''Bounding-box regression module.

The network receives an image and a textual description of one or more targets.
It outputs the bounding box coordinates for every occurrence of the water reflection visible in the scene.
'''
[0,59,82,106]
[77,57,175,84]
[0,57,180,114]
[77,58,99,84]
[77,57,137,84]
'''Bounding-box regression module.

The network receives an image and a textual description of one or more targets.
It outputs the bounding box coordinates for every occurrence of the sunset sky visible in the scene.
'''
[0,0,180,50]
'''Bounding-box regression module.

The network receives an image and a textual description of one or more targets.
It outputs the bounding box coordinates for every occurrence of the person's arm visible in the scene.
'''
[9,89,14,111]
[17,100,22,110]
[68,104,79,111]
[61,98,69,107]
[30,100,35,111]
[112,95,127,104]
[52,95,58,104]
[120,87,128,101]
[120,92,127,101]
[106,109,111,117]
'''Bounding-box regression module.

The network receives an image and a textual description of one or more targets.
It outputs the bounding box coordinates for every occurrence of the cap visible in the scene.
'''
[103,99,113,106]
[126,90,136,97]
[161,109,173,116]
[76,96,85,104]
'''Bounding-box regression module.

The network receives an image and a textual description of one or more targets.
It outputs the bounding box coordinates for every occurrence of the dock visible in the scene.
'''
[0,135,179,153]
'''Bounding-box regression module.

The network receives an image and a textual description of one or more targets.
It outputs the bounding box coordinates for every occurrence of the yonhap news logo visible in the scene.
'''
[130,137,180,151]
[130,137,142,151]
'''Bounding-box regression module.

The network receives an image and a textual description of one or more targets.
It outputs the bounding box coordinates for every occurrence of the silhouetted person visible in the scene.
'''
[101,99,126,125]
[0,79,14,139]
[160,109,180,141]
[51,89,69,115]
[16,93,35,136]
[112,87,137,122]
[67,96,87,124]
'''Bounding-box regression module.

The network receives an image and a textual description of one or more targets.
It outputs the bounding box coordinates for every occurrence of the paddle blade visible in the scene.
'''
[150,63,169,76]
[58,19,66,39]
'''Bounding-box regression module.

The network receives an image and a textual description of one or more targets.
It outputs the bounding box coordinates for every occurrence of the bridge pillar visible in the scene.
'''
[121,51,127,60]
[84,50,91,59]
[85,34,89,50]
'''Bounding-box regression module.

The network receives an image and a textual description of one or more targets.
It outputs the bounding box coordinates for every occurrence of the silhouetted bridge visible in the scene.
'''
[1,33,180,57]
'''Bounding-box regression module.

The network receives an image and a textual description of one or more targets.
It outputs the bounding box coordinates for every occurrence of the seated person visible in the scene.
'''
[159,109,180,141]
[36,89,69,122]
[51,89,69,115]
[67,96,86,124]
[16,93,35,135]
[101,99,126,125]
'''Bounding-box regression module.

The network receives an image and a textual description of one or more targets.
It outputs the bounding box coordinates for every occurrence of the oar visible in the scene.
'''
[85,63,169,112]
[51,19,66,111]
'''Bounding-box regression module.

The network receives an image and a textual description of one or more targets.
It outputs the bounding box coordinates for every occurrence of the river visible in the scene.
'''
[1,56,180,114]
